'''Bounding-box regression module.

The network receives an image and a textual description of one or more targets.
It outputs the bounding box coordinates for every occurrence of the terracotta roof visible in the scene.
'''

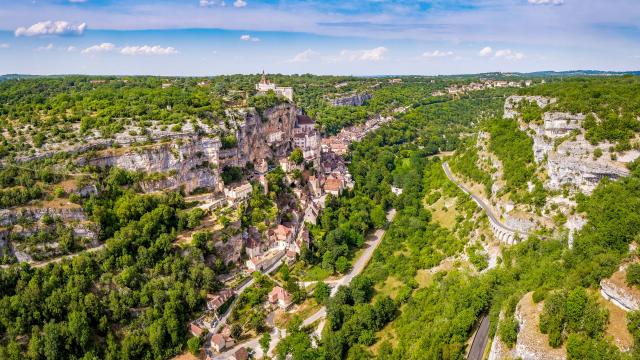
[324,178,342,192]
[234,348,249,360]
[211,334,226,349]
[269,286,292,303]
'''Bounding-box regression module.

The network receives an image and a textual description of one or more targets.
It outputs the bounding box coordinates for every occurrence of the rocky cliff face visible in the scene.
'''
[330,93,372,107]
[504,95,638,194]
[87,137,222,193]
[600,264,640,312]
[0,207,87,227]
[84,103,298,194]
[504,95,556,120]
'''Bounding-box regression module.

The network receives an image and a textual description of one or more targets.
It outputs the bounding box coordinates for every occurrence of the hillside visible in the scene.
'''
[1,74,640,360]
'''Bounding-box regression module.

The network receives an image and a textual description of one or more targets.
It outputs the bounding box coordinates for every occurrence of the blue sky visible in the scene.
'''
[0,0,638,75]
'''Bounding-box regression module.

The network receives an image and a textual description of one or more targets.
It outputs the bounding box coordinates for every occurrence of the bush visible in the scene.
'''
[498,316,519,348]
[626,264,640,287]
[187,336,202,355]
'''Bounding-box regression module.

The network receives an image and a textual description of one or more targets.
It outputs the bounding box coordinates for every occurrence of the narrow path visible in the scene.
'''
[1,244,106,269]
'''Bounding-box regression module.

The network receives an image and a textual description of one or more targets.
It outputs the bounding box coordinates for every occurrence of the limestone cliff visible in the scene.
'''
[329,93,372,107]
[600,264,640,312]
[83,103,299,194]
[504,95,638,194]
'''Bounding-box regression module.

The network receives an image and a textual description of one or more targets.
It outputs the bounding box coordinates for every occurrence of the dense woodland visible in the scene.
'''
[1,75,640,359]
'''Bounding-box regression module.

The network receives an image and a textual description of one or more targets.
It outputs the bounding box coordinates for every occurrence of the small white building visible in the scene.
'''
[225,182,253,204]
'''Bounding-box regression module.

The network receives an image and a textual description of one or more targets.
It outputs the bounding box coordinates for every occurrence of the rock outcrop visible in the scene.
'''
[600,264,640,312]
[0,207,87,227]
[503,95,556,119]
[329,93,372,107]
[504,95,639,194]
[84,103,299,194]
[514,292,566,360]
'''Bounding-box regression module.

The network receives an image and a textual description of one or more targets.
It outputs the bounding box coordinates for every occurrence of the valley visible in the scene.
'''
[0,73,639,360]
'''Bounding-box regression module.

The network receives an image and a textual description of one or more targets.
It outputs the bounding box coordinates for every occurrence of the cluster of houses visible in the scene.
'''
[432,79,534,97]
[189,75,405,358]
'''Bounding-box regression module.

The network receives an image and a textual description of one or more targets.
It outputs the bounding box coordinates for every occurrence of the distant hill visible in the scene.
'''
[0,74,39,82]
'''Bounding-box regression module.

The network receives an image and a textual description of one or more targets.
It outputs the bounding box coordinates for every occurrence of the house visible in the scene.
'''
[279,158,299,173]
[245,237,264,258]
[295,114,316,133]
[291,225,310,254]
[303,203,320,225]
[285,250,297,265]
[234,347,249,360]
[190,321,206,337]
[268,286,292,310]
[255,71,294,101]
[308,176,323,197]
[210,333,235,353]
[246,249,283,272]
[207,289,234,312]
[270,224,293,249]
[323,177,343,196]
[225,182,253,204]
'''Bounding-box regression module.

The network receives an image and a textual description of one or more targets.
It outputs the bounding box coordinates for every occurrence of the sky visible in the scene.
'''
[0,0,638,76]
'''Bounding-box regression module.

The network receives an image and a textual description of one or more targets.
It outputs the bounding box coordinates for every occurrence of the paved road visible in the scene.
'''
[212,208,396,359]
[212,254,285,334]
[467,315,490,360]
[442,162,523,235]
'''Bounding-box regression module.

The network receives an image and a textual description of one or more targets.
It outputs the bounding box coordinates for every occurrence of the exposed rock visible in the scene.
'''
[329,93,372,107]
[565,215,586,248]
[83,103,300,194]
[600,264,640,312]
[0,207,87,227]
[504,214,536,233]
[504,96,639,194]
[514,292,567,360]
[503,95,556,119]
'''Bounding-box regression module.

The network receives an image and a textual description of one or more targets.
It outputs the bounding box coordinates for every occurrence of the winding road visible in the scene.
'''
[442,162,525,238]
[213,208,396,359]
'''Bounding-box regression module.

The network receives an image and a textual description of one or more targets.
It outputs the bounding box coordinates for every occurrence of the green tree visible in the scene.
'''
[289,148,304,165]
[187,336,202,356]
[260,332,271,355]
[314,282,331,304]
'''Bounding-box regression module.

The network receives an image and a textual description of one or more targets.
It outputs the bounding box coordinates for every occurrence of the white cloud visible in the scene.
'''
[286,49,318,63]
[67,46,78,52]
[494,49,525,60]
[15,21,86,37]
[528,0,564,5]
[423,50,453,58]
[330,46,388,62]
[240,34,260,42]
[36,43,54,51]
[233,0,247,8]
[0,43,9,49]
[120,45,178,55]
[478,46,492,57]
[81,42,115,54]
[200,0,226,7]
